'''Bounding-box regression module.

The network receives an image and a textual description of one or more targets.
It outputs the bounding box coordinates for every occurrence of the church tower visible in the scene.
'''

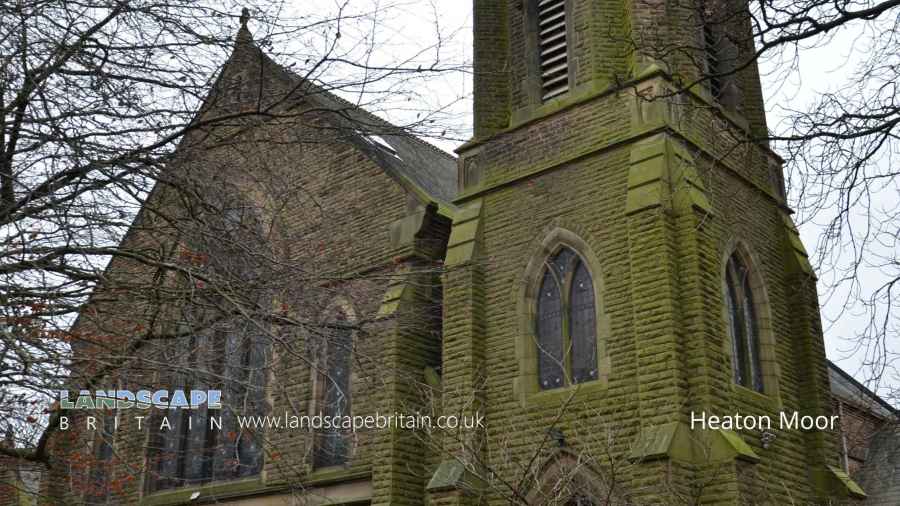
[436,0,866,503]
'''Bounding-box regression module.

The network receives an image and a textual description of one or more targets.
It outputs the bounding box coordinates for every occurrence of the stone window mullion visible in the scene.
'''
[560,258,575,385]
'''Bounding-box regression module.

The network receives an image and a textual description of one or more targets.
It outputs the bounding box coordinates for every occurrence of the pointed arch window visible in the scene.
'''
[313,308,353,468]
[536,246,598,390]
[147,318,267,492]
[724,252,763,392]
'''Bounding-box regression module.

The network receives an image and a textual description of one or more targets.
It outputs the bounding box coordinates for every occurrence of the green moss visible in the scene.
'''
[630,422,759,465]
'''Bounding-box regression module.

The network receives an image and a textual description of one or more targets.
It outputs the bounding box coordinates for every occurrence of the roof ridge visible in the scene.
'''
[258,50,456,163]
[316,88,457,163]
[223,26,457,205]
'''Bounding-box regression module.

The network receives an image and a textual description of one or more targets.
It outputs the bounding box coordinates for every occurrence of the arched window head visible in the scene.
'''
[536,246,598,390]
[724,251,763,392]
[526,451,610,505]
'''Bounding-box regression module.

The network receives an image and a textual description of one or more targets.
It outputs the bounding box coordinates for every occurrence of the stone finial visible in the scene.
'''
[235,7,253,45]
[239,7,251,29]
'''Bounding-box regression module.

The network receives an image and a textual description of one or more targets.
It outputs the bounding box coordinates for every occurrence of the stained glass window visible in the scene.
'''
[725,252,763,392]
[538,269,565,389]
[147,320,267,492]
[85,413,115,504]
[314,309,353,468]
[570,261,598,383]
[536,246,599,390]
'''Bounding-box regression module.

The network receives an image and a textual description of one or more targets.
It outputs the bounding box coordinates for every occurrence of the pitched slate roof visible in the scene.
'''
[828,360,896,418]
[304,89,459,207]
[227,24,458,210]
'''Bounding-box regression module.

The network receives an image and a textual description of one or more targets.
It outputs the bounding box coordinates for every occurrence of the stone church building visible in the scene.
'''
[9,1,898,505]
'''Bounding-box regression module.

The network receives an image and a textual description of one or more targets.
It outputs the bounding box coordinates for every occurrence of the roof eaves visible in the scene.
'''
[828,360,898,417]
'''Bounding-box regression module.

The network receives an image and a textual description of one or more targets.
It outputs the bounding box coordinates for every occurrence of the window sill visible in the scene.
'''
[305,466,371,486]
[265,467,373,506]
[522,378,609,409]
[140,477,265,506]
[731,383,781,412]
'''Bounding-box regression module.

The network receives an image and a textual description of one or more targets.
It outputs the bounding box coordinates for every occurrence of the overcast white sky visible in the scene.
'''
[268,1,896,394]
[757,21,900,395]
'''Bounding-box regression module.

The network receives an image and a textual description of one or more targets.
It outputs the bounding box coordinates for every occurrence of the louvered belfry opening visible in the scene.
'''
[537,0,569,100]
[703,23,723,98]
